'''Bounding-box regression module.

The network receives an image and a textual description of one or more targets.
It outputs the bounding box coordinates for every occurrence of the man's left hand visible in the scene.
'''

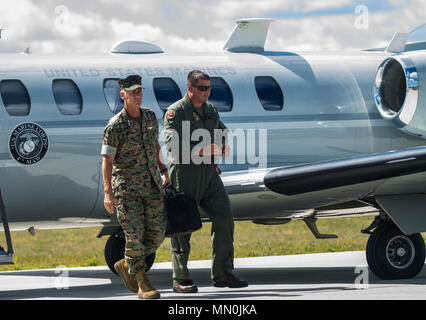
[161,172,172,188]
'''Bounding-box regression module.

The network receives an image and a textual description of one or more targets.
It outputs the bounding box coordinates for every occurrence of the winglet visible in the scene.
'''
[385,32,409,53]
[223,18,274,53]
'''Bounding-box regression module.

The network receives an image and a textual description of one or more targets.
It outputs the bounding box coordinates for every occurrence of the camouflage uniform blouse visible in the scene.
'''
[101,107,162,196]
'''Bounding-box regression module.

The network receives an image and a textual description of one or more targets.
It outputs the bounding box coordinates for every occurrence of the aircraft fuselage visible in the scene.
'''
[0,50,423,230]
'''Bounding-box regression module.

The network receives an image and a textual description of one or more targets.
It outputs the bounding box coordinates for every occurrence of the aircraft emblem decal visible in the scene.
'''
[9,123,49,165]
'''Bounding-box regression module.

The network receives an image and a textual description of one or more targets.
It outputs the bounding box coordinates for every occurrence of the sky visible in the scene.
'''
[0,0,424,54]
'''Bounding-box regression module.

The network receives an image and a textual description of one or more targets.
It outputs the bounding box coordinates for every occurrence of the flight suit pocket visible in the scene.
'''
[204,113,220,133]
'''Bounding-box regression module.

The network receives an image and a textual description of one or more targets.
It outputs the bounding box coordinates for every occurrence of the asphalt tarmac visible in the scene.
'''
[0,251,425,300]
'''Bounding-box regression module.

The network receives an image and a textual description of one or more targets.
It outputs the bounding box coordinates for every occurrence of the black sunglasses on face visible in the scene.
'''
[192,85,211,91]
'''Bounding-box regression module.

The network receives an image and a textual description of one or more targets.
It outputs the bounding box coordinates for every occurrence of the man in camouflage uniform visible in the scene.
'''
[163,70,248,293]
[101,75,170,299]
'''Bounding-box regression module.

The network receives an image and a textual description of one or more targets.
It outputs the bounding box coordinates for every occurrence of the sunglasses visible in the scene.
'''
[192,85,211,92]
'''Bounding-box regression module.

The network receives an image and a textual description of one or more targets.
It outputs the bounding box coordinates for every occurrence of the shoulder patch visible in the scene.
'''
[166,110,175,119]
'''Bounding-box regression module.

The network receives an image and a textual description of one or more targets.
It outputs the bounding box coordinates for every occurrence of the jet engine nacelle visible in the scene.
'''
[374,52,426,137]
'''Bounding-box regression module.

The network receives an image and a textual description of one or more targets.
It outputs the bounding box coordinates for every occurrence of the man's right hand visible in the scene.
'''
[104,191,117,215]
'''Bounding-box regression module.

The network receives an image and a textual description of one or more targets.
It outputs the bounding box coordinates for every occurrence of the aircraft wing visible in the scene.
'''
[264,146,426,196]
[264,146,426,235]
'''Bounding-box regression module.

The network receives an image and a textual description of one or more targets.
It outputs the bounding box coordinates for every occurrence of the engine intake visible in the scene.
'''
[374,55,422,136]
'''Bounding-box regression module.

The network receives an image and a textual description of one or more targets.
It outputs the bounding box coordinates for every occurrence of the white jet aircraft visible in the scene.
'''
[0,19,425,280]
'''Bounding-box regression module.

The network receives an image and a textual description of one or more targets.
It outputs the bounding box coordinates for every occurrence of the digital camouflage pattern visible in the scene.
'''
[102,107,166,274]
[103,107,163,193]
[116,182,166,274]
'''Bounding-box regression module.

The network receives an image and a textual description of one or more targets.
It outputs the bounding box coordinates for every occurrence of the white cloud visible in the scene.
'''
[0,0,423,54]
[53,6,104,39]
[266,0,426,52]
[205,0,286,19]
[109,19,164,41]
[306,0,353,11]
[0,0,47,40]
[167,36,223,53]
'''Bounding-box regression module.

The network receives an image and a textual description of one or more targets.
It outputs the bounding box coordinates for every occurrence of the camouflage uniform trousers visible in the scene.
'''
[116,180,167,275]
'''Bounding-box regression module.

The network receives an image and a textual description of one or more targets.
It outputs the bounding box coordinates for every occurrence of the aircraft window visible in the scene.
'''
[254,76,284,111]
[52,79,83,115]
[209,77,233,112]
[153,78,182,111]
[103,78,124,114]
[0,80,31,116]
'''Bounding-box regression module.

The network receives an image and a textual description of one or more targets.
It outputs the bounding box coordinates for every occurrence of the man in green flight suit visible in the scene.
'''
[102,75,171,299]
[162,70,248,293]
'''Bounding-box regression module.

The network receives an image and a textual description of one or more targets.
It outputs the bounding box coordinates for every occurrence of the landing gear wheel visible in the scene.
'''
[366,222,425,280]
[104,232,156,275]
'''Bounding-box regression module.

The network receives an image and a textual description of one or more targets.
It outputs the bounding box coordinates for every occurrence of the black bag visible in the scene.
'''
[164,185,202,237]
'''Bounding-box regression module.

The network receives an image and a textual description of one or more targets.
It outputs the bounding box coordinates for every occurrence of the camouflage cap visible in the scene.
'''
[118,75,142,91]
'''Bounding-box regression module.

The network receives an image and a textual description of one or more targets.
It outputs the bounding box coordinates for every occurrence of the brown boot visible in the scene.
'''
[114,259,138,293]
[135,270,160,299]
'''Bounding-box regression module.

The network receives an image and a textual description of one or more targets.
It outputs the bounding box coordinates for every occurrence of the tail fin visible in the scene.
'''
[365,22,426,52]
[223,18,274,53]
[385,32,409,53]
